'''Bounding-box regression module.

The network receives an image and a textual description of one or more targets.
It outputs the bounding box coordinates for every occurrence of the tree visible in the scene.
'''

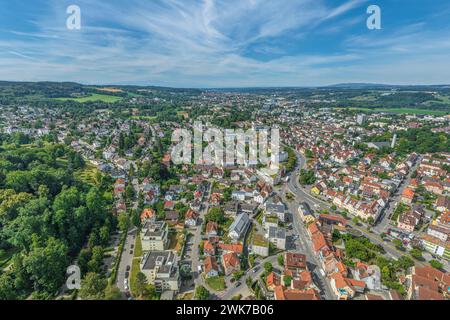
[205,207,226,224]
[117,213,129,232]
[87,246,104,273]
[410,248,423,260]
[392,239,404,250]
[142,284,157,300]
[126,184,135,201]
[283,275,293,287]
[263,262,273,273]
[245,277,253,288]
[397,256,414,271]
[135,272,148,298]
[299,170,316,185]
[24,236,69,297]
[277,254,284,267]
[0,273,18,300]
[429,260,443,270]
[104,284,122,300]
[79,272,107,300]
[194,285,210,300]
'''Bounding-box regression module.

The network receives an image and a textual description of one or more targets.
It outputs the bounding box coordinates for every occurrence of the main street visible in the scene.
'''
[275,152,335,300]
[373,156,422,234]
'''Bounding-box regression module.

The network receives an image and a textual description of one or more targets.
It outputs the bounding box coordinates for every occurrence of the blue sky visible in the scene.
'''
[1,0,450,87]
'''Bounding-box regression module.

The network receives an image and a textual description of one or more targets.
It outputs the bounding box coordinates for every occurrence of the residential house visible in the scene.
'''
[222,252,241,275]
[274,286,320,300]
[267,226,286,250]
[185,209,199,227]
[206,221,219,238]
[330,272,365,300]
[252,233,269,257]
[353,262,382,291]
[204,256,220,278]
[407,266,449,300]
[401,188,415,205]
[203,240,216,256]
[284,252,307,275]
[298,202,315,224]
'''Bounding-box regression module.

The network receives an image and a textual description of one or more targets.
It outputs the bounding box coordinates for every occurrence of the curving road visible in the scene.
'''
[284,148,426,266]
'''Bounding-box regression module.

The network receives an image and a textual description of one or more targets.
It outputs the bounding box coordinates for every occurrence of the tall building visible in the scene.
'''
[391,133,397,149]
[140,250,180,293]
[141,220,169,251]
[356,114,366,125]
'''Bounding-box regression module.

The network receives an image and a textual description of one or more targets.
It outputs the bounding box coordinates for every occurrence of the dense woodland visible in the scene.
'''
[0,135,115,299]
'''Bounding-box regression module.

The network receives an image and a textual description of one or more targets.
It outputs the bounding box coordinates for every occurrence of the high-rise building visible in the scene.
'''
[356,114,366,125]
[391,133,397,149]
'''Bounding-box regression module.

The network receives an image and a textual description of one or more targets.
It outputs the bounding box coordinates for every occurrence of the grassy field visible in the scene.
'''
[130,257,141,296]
[205,276,226,291]
[336,107,449,116]
[133,235,143,258]
[53,93,122,103]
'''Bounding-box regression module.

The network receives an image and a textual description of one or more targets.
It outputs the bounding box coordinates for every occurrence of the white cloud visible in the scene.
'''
[0,0,448,87]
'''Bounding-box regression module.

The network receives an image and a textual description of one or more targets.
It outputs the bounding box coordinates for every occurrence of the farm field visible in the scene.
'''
[53,93,122,103]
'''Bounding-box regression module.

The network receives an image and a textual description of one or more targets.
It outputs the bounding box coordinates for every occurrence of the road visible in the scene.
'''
[373,156,422,233]
[189,182,212,288]
[285,148,426,266]
[116,227,137,293]
[116,177,141,295]
[275,151,335,300]
[221,255,278,300]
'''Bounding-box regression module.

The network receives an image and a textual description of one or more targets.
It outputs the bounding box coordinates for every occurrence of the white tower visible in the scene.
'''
[391,134,397,149]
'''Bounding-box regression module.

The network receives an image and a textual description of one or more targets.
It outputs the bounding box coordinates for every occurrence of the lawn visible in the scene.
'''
[336,107,448,116]
[133,235,143,258]
[130,257,141,296]
[205,276,226,291]
[53,93,122,103]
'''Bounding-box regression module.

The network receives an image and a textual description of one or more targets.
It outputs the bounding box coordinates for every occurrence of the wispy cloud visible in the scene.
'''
[0,0,449,86]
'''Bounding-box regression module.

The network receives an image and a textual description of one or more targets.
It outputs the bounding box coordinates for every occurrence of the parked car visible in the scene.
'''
[130,250,133,254]
[125,271,129,278]
[236,282,241,287]
[126,265,131,272]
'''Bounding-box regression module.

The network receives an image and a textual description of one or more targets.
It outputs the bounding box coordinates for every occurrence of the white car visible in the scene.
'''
[124,279,129,290]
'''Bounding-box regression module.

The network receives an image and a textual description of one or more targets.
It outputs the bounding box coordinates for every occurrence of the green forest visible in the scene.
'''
[0,134,115,299]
